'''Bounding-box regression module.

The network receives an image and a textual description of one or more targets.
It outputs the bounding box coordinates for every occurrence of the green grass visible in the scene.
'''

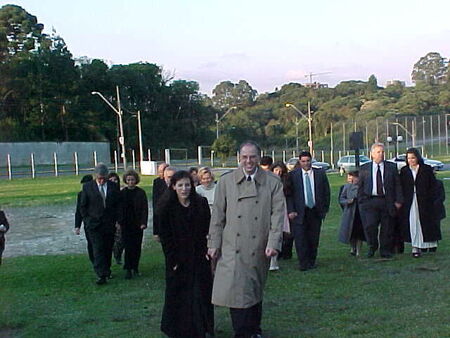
[1,172,450,337]
[0,175,156,207]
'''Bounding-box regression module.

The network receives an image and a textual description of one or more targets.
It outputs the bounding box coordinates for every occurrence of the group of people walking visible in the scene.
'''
[71,140,445,338]
[339,144,445,259]
[75,164,148,284]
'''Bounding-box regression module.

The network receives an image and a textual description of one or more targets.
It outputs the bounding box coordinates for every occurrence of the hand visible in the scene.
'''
[74,228,81,235]
[348,198,354,204]
[288,212,298,220]
[208,248,220,260]
[153,235,161,242]
[173,264,178,271]
[140,224,147,230]
[265,248,278,257]
[395,202,402,210]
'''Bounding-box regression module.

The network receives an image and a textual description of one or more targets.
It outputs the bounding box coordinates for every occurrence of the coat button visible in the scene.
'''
[254,217,258,220]
[252,252,255,256]
[237,233,240,237]
[236,250,240,253]
[252,235,256,239]
[255,201,258,204]
[238,215,241,218]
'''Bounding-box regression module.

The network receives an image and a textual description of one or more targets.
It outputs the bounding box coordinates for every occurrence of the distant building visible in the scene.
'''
[385,80,406,87]
[304,82,328,89]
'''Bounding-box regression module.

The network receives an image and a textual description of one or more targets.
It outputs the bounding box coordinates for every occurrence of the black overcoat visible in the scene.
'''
[152,177,167,235]
[158,194,214,337]
[118,187,148,233]
[399,164,442,242]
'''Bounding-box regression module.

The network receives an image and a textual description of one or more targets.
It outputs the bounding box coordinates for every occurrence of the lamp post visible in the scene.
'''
[285,102,313,154]
[92,86,127,170]
[215,106,237,139]
[392,121,416,147]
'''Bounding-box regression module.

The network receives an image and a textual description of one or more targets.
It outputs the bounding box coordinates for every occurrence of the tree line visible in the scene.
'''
[1,4,449,159]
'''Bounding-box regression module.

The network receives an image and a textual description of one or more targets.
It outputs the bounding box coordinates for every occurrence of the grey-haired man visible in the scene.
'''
[80,163,120,284]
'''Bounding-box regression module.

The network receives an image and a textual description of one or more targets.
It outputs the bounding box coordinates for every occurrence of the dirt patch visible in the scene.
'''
[2,204,154,258]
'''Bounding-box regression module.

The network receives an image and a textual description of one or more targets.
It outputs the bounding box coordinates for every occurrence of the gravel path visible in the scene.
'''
[2,204,154,258]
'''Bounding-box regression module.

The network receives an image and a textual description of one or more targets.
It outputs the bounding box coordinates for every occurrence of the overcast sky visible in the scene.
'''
[7,0,450,94]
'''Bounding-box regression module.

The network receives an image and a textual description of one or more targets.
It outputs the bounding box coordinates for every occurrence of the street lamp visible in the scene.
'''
[285,102,313,154]
[391,121,416,147]
[215,106,237,139]
[387,135,403,157]
[92,86,127,170]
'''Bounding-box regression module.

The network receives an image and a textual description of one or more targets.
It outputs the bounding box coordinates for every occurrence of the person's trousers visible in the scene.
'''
[360,197,394,256]
[0,236,5,265]
[84,230,95,264]
[230,302,262,338]
[292,207,322,269]
[87,228,114,278]
[280,232,294,259]
[123,230,143,271]
[113,227,124,262]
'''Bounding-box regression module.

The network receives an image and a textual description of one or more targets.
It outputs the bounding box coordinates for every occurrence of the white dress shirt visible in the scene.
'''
[371,161,385,196]
[302,168,315,206]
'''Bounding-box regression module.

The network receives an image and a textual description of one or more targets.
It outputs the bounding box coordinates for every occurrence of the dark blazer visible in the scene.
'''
[118,186,149,233]
[152,177,167,235]
[80,180,120,232]
[357,161,403,217]
[287,167,330,222]
[399,164,441,242]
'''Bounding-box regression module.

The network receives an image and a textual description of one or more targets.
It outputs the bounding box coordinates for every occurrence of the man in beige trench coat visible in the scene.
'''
[208,141,285,338]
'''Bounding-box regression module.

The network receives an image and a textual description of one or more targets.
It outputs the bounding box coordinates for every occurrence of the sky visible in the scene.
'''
[4,0,450,94]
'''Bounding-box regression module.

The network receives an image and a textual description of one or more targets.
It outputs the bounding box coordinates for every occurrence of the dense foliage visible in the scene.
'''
[1,5,449,156]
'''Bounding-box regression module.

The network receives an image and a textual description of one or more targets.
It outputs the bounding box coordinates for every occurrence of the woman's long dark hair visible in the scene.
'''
[156,170,200,214]
[405,147,424,165]
[270,161,292,197]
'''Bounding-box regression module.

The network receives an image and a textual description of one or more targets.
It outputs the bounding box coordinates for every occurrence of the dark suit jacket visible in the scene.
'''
[0,210,9,238]
[357,160,403,217]
[287,167,330,223]
[399,164,441,242]
[152,177,167,235]
[80,180,120,233]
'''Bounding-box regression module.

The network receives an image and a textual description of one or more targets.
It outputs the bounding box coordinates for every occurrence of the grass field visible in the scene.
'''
[1,172,449,337]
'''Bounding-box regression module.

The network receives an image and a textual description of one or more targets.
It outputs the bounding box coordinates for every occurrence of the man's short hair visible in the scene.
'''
[239,140,261,154]
[94,163,109,177]
[260,156,273,166]
[164,166,177,174]
[370,142,385,152]
[298,151,312,160]
[80,174,93,184]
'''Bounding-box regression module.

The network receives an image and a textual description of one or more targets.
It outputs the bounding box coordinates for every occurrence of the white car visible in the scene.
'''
[286,158,331,172]
[389,154,444,171]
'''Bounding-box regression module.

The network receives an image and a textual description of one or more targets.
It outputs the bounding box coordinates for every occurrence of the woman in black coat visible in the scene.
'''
[399,148,441,257]
[157,170,214,338]
[118,169,148,278]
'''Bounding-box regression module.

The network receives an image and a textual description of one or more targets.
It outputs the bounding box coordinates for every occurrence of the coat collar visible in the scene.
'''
[233,166,267,185]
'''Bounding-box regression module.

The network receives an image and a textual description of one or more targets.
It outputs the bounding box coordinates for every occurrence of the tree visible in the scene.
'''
[212,135,237,166]
[411,52,448,85]
[212,80,257,110]
[366,74,378,93]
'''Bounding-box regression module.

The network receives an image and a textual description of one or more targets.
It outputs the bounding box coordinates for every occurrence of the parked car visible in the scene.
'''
[389,154,444,171]
[336,155,371,175]
[286,157,331,172]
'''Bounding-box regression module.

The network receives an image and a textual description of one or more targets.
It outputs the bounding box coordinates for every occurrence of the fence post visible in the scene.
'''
[282,151,286,163]
[132,149,136,169]
[114,151,118,172]
[211,150,214,168]
[165,149,171,165]
[271,150,275,161]
[321,150,324,162]
[31,153,35,179]
[54,152,58,177]
[198,146,202,166]
[237,151,240,165]
[93,151,98,167]
[74,152,79,176]
[7,154,12,180]
[292,150,295,158]
[147,148,152,161]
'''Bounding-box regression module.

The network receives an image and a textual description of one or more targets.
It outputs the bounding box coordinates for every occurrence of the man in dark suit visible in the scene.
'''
[152,165,176,242]
[357,143,403,258]
[287,151,330,271]
[80,163,120,285]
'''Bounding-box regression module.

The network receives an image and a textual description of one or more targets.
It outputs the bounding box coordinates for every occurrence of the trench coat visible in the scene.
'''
[399,164,442,242]
[338,183,360,244]
[208,167,285,309]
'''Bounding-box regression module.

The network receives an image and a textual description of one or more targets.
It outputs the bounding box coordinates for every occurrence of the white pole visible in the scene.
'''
[272,150,275,161]
[282,150,286,163]
[237,151,240,165]
[292,150,295,158]
[93,151,97,167]
[114,150,118,172]
[74,152,79,176]
[132,149,136,169]
[147,149,151,161]
[7,154,11,180]
[321,150,324,162]
[211,150,214,167]
[198,146,202,166]
[165,149,171,165]
[54,152,58,177]
[330,123,334,169]
[31,153,35,179]
[137,110,143,170]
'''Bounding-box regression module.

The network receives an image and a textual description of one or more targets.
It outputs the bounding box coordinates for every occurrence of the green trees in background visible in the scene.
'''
[1,4,450,156]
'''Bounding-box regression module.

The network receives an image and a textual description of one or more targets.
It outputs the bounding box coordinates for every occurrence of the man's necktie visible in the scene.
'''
[100,184,106,207]
[304,173,314,208]
[246,176,252,182]
[376,164,383,196]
